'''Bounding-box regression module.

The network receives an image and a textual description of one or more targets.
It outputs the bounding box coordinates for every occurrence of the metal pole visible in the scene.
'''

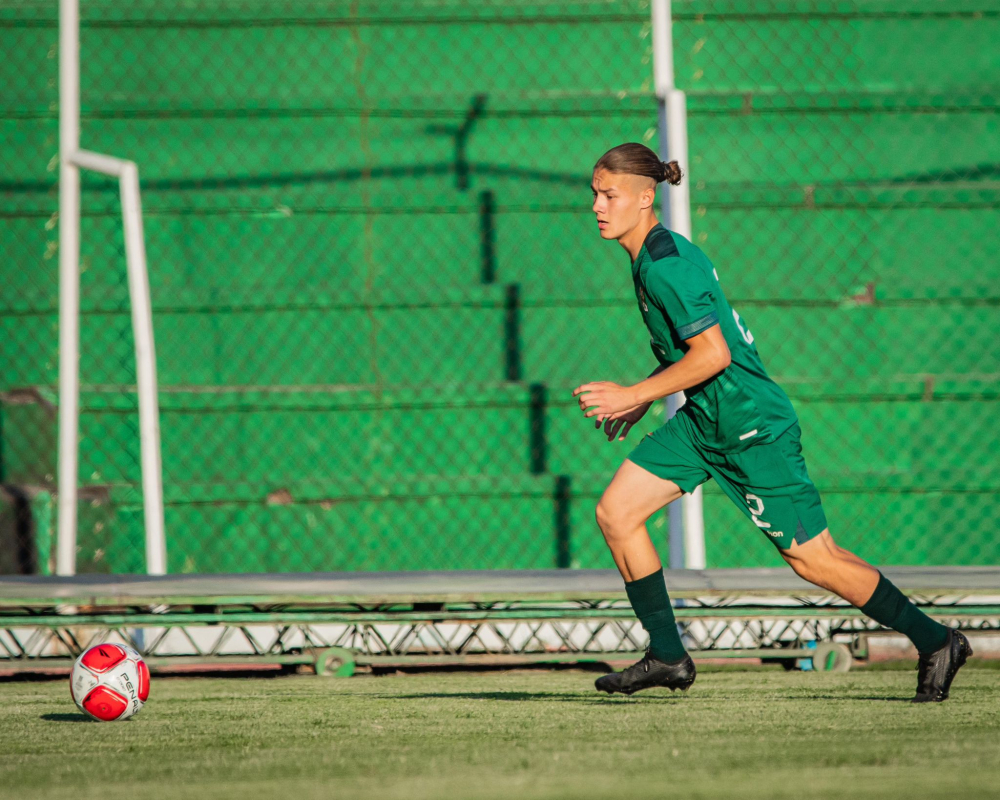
[69,151,168,576]
[665,91,706,571]
[651,0,674,99]
[120,164,167,575]
[666,393,686,569]
[652,0,706,570]
[664,91,693,241]
[56,0,165,576]
[56,0,80,576]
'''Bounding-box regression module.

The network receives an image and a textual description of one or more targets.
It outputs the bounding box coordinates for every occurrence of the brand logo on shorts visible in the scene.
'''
[767,530,784,538]
[639,287,648,313]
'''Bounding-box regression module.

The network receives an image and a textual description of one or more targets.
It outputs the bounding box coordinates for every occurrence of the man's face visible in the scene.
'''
[591,168,655,241]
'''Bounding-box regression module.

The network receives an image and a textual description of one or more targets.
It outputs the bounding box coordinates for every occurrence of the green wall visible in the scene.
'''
[1,1,998,572]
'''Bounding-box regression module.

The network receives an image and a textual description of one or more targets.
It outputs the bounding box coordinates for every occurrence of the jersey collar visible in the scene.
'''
[632,222,666,276]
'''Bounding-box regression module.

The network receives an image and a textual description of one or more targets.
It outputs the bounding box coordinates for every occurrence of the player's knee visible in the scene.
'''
[595,500,633,543]
[595,500,615,536]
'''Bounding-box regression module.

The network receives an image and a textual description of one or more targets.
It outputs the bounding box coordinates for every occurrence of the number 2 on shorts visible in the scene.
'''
[745,493,770,529]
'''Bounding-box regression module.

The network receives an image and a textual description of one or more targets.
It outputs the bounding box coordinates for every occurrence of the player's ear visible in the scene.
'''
[640,186,656,210]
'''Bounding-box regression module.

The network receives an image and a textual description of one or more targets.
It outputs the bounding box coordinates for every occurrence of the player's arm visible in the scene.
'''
[593,363,668,441]
[604,363,667,416]
[629,325,730,405]
[574,326,729,420]
[575,259,726,421]
[619,362,667,412]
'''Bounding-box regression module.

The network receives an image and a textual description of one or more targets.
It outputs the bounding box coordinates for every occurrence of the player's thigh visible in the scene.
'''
[597,459,685,530]
[598,417,710,529]
[779,529,870,569]
[713,424,828,551]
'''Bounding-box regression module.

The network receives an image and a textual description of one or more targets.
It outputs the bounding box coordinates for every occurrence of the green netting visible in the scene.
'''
[1,0,997,573]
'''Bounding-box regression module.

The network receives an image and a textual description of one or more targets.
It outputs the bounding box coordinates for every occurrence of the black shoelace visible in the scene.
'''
[626,650,654,676]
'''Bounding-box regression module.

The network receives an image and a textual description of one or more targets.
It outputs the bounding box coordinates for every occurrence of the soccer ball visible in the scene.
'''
[70,643,150,722]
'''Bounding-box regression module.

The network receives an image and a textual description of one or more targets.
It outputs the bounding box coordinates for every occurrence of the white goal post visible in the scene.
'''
[57,0,167,576]
[651,0,707,570]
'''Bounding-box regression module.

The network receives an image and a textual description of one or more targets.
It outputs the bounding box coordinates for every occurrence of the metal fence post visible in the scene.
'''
[56,0,81,576]
[652,0,705,570]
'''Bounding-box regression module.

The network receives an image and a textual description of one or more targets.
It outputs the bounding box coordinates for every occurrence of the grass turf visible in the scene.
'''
[0,665,998,800]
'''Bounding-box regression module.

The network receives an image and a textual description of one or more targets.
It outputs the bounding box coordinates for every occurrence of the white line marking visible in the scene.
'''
[739,429,758,441]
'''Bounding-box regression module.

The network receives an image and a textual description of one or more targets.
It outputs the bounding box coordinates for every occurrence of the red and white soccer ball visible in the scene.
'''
[70,643,150,722]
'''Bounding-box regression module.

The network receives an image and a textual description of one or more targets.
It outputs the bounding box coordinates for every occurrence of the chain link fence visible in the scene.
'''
[1,0,997,574]
[675,1,1000,568]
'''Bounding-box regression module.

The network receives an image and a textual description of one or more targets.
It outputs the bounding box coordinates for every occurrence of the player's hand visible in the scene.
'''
[596,402,652,442]
[572,381,639,421]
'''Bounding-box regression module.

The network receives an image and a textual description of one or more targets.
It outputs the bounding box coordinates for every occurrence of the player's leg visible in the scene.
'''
[779,531,971,702]
[595,458,682,582]
[593,417,709,695]
[717,424,971,701]
[781,530,953,649]
[595,458,686,667]
[779,530,878,606]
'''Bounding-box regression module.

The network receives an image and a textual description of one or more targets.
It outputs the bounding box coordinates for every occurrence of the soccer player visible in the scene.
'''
[575,142,971,702]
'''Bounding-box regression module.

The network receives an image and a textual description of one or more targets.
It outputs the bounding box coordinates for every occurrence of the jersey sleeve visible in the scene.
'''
[645,260,719,340]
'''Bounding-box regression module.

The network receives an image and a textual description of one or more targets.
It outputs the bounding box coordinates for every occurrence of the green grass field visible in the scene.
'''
[1,664,998,800]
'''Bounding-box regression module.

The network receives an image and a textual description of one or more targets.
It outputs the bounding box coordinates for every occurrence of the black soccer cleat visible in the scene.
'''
[912,629,973,703]
[595,650,696,696]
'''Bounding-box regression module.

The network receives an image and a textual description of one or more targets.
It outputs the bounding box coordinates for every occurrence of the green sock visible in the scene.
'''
[859,572,950,654]
[625,570,687,663]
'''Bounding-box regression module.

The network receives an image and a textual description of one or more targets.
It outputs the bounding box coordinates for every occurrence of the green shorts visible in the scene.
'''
[627,411,828,551]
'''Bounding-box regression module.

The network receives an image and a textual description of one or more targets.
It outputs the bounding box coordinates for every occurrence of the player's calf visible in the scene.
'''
[784,535,972,701]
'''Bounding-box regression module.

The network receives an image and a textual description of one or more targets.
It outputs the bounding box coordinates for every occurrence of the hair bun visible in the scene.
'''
[592,143,683,187]
[661,160,683,186]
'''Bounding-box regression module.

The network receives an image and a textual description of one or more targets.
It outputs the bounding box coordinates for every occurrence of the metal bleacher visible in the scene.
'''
[2,567,998,676]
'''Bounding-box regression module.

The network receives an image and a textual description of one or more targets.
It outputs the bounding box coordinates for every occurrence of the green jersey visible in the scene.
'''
[632,223,797,453]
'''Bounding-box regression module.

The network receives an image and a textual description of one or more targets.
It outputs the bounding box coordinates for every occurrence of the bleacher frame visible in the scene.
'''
[2,566,998,677]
